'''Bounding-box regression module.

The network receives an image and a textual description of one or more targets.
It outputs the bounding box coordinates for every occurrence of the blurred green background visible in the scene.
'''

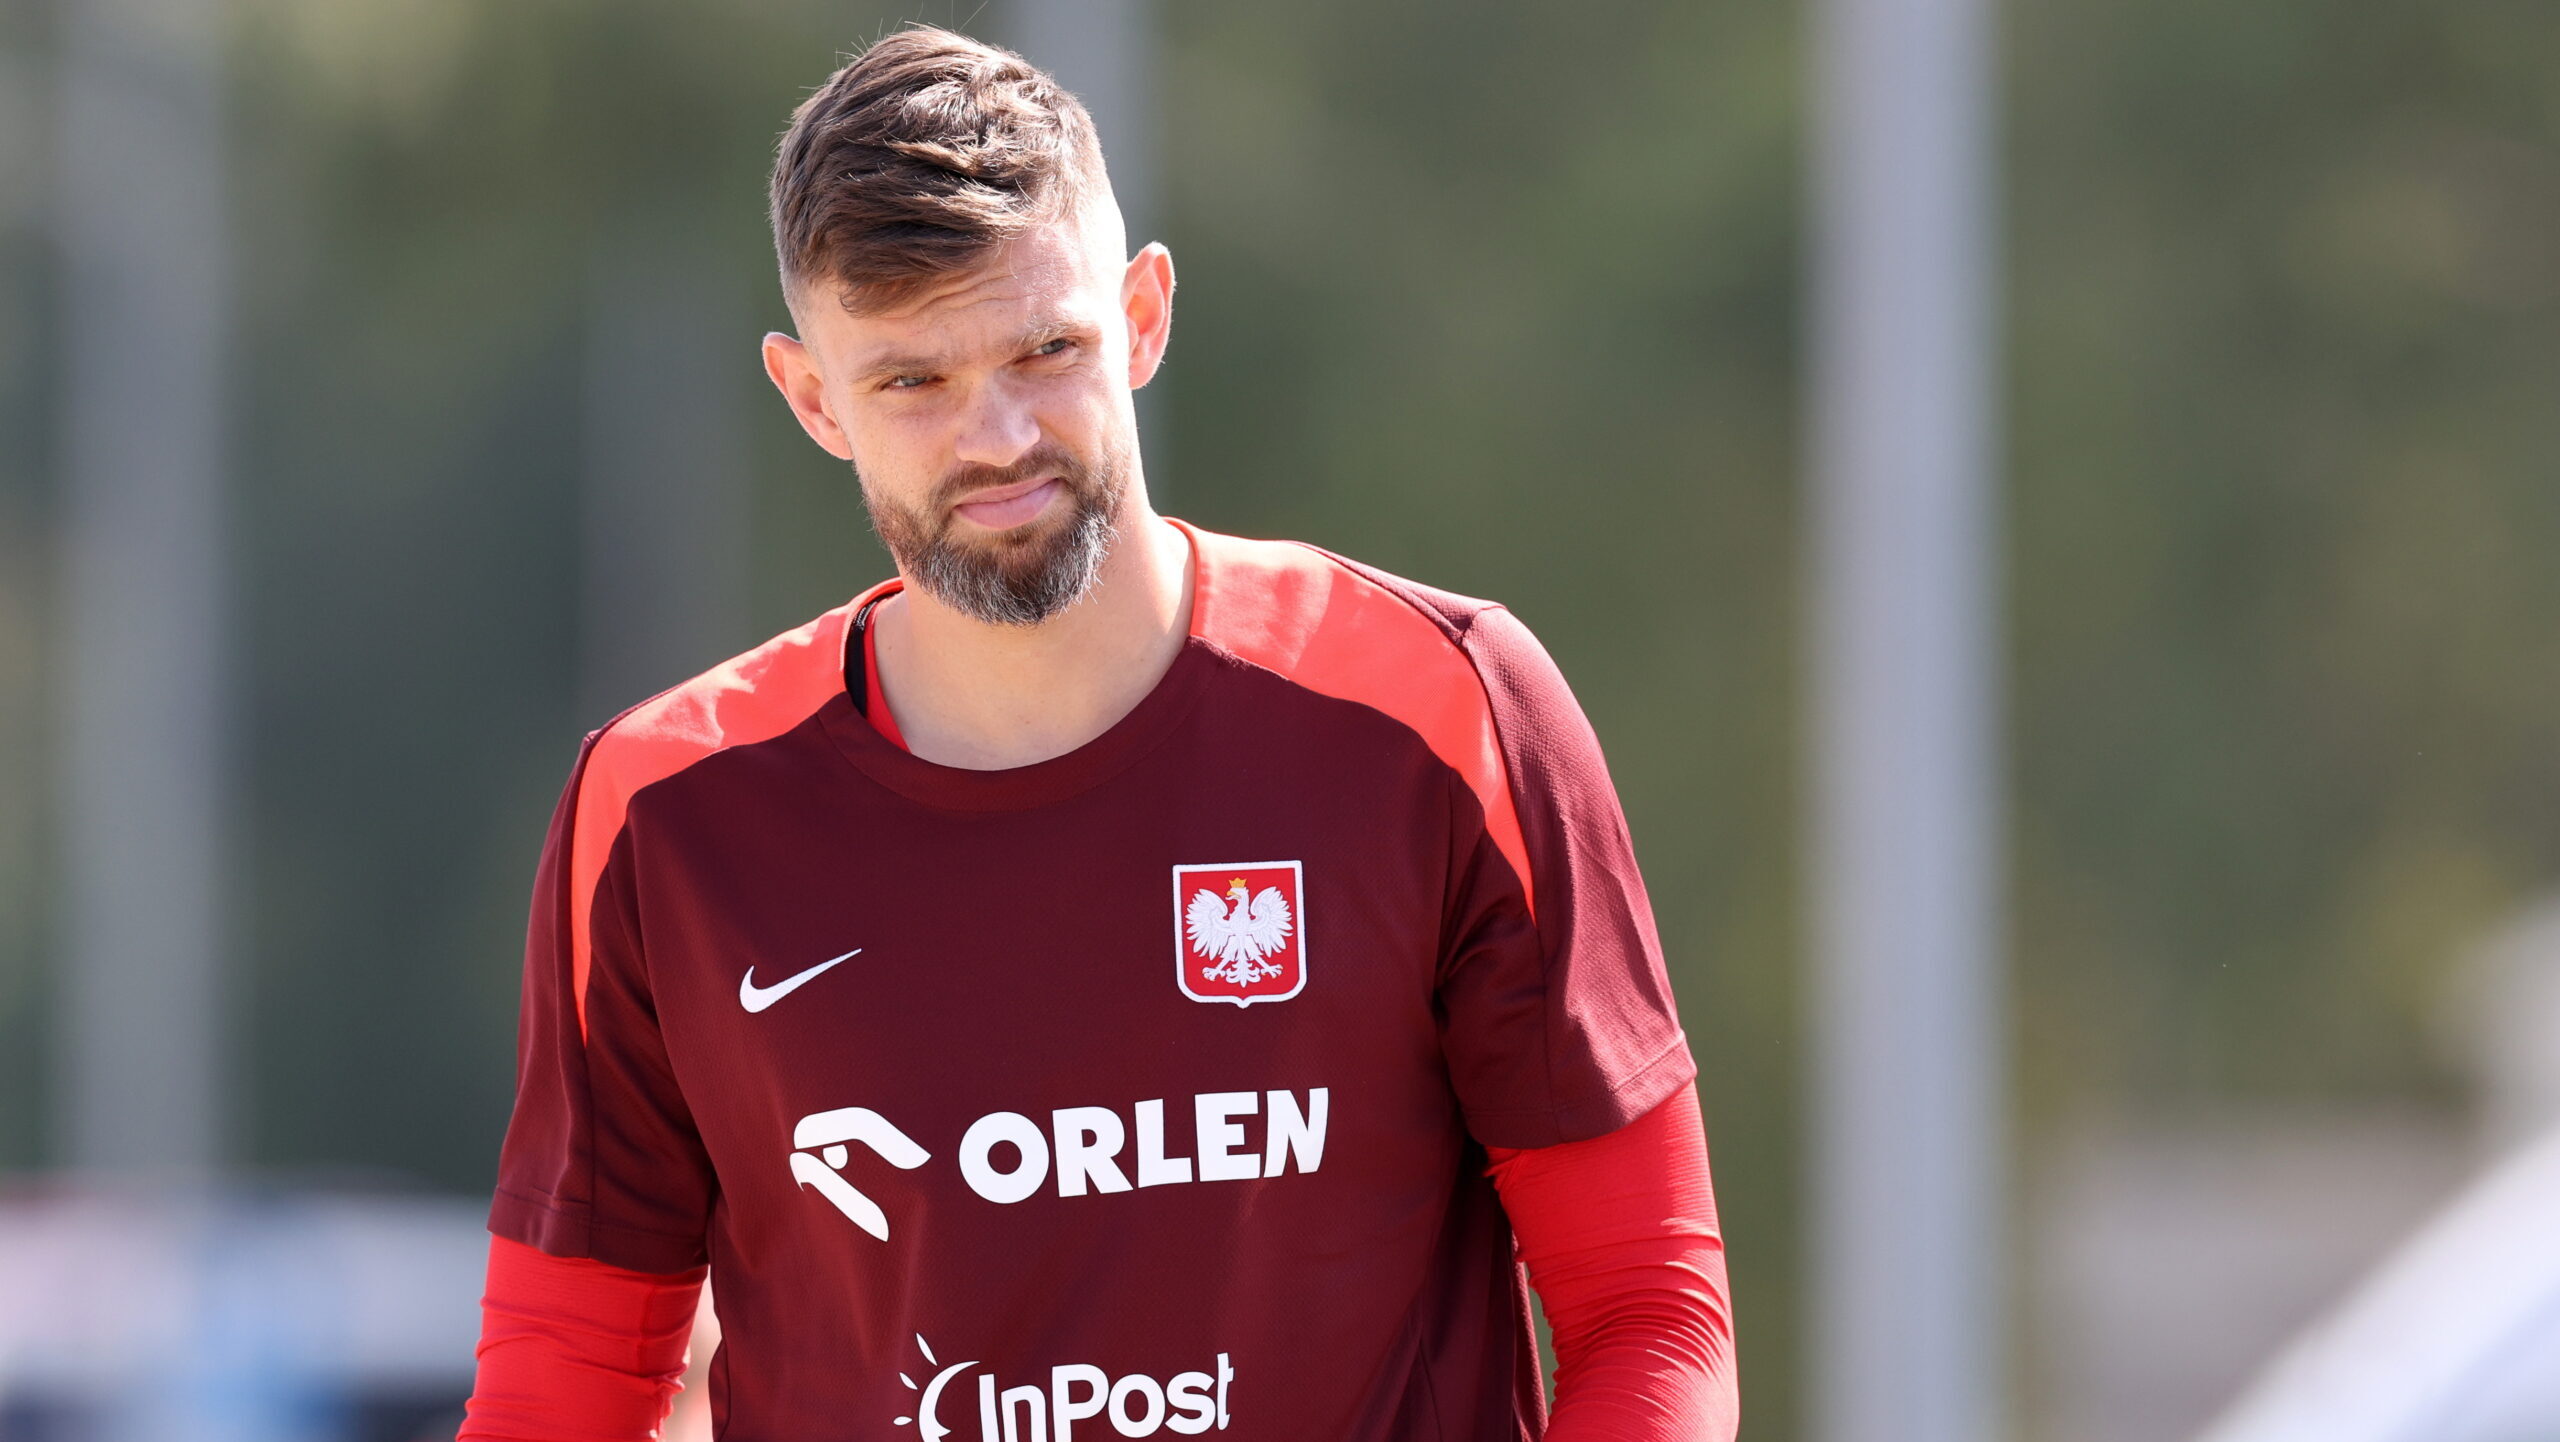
[1,0,2556,1437]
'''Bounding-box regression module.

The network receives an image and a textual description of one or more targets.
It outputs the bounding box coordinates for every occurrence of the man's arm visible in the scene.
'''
[1398,595,1734,1436]
[466,723,724,1437]
[457,1236,703,1442]
[1488,1084,1739,1441]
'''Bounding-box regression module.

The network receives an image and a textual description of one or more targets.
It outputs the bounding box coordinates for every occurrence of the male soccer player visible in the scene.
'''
[459,26,1735,1442]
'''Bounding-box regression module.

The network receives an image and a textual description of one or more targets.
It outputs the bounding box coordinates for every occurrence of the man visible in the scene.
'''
[461,26,1734,1442]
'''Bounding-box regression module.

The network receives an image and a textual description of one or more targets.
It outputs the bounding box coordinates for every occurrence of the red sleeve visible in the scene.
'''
[457,1234,705,1442]
[1435,602,1695,1148]
[490,734,718,1274]
[1486,1084,1739,1442]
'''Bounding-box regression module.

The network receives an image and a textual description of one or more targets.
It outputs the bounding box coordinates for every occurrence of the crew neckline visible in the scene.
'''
[819,517,1216,811]
[858,603,909,751]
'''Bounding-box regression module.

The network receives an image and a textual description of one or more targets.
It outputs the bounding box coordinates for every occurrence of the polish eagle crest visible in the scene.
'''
[1185,876,1295,987]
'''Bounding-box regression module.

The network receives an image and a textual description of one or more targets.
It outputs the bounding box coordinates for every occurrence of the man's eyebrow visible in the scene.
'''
[1016,317,1093,348]
[849,320,1098,385]
[849,350,948,385]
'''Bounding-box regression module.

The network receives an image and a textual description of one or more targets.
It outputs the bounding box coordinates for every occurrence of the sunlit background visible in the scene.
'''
[2,0,2558,1439]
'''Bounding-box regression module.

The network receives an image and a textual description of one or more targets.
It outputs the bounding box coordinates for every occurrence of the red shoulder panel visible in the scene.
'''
[1178,521,1535,914]
[568,586,887,1033]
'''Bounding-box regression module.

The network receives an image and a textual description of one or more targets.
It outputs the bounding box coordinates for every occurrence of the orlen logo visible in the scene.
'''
[789,1106,930,1241]
[896,1334,1234,1441]
[793,1089,1328,1239]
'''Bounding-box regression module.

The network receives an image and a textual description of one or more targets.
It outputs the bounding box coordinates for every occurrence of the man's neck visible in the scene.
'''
[870,507,1193,770]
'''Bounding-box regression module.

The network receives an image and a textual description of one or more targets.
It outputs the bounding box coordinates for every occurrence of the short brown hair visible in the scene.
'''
[769,26,1108,315]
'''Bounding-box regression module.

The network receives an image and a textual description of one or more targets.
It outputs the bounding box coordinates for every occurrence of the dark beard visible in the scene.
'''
[864,440,1125,627]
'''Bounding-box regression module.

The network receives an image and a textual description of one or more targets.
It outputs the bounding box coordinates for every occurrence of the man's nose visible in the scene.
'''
[950,385,1042,470]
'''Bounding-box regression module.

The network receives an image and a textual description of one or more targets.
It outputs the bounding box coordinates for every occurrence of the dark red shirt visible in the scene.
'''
[490,520,1695,1441]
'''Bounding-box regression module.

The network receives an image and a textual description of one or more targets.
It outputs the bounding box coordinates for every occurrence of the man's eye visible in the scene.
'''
[885,375,932,390]
[1032,339,1072,358]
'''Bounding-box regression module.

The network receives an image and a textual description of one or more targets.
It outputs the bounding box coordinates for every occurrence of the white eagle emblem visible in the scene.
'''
[1185,877,1295,987]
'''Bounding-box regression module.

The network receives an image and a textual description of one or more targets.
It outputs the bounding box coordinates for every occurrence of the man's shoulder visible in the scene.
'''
[1182,521,1515,671]
[1183,522,1574,894]
[575,587,877,799]
[1182,520,1567,789]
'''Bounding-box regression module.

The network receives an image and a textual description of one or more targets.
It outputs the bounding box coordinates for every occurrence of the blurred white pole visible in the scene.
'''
[1002,0,1164,494]
[1005,0,1156,243]
[55,0,231,1176]
[581,220,750,722]
[1808,0,2003,1441]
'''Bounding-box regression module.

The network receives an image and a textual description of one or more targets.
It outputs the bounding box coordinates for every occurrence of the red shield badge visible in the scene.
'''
[1173,860,1306,1006]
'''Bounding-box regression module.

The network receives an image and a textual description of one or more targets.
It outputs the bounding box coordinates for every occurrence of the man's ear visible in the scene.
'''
[762,330,855,460]
[1122,243,1175,391]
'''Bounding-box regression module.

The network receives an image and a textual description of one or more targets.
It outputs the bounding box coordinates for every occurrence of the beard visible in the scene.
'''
[862,439,1128,628]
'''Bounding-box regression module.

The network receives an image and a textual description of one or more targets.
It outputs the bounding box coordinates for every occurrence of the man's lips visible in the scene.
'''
[951,476,1063,530]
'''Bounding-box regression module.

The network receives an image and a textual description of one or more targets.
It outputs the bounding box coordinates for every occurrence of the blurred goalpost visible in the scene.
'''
[56,0,230,1181]
[1808,0,2006,1440]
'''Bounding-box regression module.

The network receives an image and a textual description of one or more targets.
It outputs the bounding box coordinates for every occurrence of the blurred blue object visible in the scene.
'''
[2193,1126,2560,1442]
[0,1187,482,1441]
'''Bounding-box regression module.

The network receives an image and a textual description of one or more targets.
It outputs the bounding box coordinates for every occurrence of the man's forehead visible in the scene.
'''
[898,230,1081,315]
[816,222,1110,364]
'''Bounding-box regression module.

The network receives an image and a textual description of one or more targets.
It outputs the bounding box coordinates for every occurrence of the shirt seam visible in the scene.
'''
[1265,550,1565,1120]
[492,1182,708,1247]
[1193,625,1581,1137]
[1458,1029,1696,1135]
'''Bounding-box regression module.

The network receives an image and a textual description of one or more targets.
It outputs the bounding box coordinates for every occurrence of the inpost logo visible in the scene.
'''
[895,1334,1235,1440]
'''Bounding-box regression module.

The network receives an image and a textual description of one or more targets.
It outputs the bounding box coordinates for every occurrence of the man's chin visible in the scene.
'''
[931,517,1070,573]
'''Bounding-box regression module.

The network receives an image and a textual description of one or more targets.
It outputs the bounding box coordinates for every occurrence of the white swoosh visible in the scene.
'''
[739,949,860,1013]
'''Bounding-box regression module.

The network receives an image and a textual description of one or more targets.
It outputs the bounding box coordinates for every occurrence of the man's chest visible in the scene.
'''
[613,743,1470,1248]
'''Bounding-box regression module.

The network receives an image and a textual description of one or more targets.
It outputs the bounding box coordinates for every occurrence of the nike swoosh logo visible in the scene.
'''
[740,949,861,1013]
